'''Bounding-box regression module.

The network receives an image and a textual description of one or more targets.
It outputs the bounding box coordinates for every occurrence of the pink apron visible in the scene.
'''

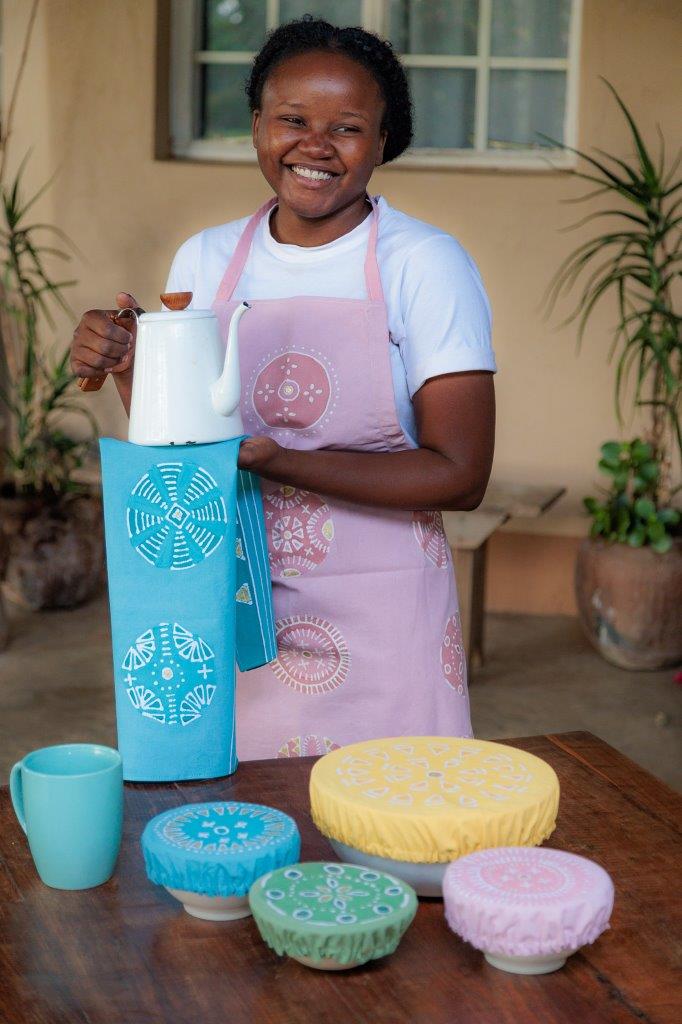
[213,197,472,760]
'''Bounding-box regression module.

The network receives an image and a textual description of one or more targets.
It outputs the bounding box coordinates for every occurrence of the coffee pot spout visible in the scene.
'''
[211,301,250,417]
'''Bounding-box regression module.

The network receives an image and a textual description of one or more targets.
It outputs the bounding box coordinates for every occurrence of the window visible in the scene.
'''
[168,0,582,169]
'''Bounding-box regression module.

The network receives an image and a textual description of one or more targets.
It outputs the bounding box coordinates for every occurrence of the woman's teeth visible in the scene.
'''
[290,165,334,181]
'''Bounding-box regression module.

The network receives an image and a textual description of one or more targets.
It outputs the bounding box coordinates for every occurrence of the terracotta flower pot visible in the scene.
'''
[0,490,104,610]
[575,537,682,670]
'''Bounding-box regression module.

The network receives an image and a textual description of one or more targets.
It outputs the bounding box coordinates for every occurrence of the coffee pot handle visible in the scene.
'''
[77,308,139,393]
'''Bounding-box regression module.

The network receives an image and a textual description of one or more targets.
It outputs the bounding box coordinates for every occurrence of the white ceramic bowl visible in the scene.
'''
[292,955,364,971]
[329,839,446,898]
[483,949,576,975]
[165,887,251,921]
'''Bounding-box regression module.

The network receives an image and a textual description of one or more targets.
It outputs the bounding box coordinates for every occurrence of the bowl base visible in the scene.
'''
[292,955,365,971]
[166,887,251,922]
[484,951,570,975]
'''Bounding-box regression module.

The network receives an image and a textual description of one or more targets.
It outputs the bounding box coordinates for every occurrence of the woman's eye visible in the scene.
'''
[336,125,360,134]
[281,116,304,126]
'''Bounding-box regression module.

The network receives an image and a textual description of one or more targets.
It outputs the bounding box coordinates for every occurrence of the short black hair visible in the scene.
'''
[245,16,413,164]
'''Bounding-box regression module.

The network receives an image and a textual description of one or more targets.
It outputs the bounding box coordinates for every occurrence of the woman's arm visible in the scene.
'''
[238,370,495,511]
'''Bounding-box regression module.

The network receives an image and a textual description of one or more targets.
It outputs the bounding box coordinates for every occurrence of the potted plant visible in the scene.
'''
[546,81,681,670]
[0,2,104,612]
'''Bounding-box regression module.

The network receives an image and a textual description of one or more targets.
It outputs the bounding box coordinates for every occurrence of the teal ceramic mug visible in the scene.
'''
[9,743,123,890]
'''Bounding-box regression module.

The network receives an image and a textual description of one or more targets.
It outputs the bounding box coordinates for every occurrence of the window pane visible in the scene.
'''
[280,1,362,26]
[203,0,267,52]
[200,64,252,138]
[389,0,479,56]
[491,0,571,58]
[409,69,476,149]
[488,70,566,149]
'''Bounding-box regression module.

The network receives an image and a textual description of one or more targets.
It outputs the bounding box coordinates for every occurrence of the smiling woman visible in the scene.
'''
[252,49,387,240]
[71,16,497,761]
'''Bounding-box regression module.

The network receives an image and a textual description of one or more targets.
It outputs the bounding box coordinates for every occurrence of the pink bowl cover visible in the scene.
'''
[443,847,614,958]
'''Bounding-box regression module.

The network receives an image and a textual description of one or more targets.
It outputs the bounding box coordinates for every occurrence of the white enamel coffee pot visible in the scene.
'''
[126,293,251,446]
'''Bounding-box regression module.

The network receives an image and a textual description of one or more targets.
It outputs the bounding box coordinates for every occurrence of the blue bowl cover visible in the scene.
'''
[142,802,300,897]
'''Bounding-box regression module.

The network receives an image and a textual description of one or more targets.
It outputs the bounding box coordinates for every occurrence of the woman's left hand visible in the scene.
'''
[238,436,285,473]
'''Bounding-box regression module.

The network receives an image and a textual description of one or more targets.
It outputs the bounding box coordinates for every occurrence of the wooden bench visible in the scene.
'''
[443,483,566,676]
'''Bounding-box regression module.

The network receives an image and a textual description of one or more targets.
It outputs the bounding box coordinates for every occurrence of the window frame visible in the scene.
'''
[167,0,582,171]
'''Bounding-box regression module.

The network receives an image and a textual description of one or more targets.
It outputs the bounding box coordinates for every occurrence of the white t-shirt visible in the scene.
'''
[165,196,496,446]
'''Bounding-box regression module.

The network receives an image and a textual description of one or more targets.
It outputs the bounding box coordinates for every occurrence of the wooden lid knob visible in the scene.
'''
[160,291,193,311]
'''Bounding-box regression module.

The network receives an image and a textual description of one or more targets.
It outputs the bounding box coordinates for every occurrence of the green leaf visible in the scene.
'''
[630,439,653,463]
[635,498,656,519]
[600,79,659,190]
[614,470,629,491]
[658,508,681,526]
[583,497,600,514]
[616,507,631,538]
[627,528,646,547]
[647,520,665,543]
[651,536,672,554]
[598,458,619,476]
[600,441,622,463]
[639,461,659,483]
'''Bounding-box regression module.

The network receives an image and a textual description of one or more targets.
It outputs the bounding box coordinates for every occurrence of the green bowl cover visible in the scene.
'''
[249,862,417,966]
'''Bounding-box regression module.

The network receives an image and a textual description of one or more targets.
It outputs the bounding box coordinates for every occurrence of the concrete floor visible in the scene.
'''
[1,591,680,790]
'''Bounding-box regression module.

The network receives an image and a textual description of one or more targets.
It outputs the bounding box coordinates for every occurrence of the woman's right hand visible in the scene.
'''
[71,291,144,385]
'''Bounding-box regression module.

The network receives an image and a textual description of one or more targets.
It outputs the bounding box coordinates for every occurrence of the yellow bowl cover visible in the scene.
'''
[310,737,559,864]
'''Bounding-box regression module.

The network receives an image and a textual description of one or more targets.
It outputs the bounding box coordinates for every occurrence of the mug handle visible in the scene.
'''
[9,762,27,833]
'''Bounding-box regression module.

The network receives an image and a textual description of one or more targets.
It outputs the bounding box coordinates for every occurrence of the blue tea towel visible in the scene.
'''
[235,469,277,671]
[100,438,275,782]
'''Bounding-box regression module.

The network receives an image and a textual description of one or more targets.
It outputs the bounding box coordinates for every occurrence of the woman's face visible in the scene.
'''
[252,50,387,221]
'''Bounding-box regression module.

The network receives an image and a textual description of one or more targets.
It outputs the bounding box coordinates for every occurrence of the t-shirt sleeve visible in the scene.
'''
[396,234,495,396]
[163,234,201,300]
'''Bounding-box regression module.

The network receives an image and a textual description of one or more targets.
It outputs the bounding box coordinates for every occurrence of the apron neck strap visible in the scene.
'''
[215,194,384,304]
[364,195,384,303]
[215,197,277,303]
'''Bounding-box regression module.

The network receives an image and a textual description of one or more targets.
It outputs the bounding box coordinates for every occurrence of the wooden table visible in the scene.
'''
[1,732,679,1024]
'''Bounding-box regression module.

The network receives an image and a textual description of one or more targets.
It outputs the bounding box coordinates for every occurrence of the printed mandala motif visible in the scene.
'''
[121,621,217,726]
[156,803,295,856]
[255,863,414,927]
[127,461,228,570]
[331,739,537,813]
[264,485,334,577]
[412,511,449,568]
[441,613,466,694]
[271,615,350,695]
[278,735,340,758]
[252,351,331,429]
[455,849,598,905]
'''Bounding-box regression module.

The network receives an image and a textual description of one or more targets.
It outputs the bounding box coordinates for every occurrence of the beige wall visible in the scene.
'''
[3,1,681,610]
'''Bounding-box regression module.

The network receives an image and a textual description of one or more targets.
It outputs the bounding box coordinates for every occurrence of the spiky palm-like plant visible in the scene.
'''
[0,0,96,499]
[0,155,97,498]
[546,80,680,542]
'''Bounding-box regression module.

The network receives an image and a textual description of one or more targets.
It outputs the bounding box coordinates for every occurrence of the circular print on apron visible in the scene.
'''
[264,485,335,577]
[271,615,350,695]
[412,511,449,568]
[277,735,341,758]
[441,613,465,694]
[246,347,339,438]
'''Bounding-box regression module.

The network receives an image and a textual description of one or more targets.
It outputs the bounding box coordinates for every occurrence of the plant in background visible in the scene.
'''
[545,80,681,530]
[0,156,96,498]
[0,0,96,500]
[584,439,680,553]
